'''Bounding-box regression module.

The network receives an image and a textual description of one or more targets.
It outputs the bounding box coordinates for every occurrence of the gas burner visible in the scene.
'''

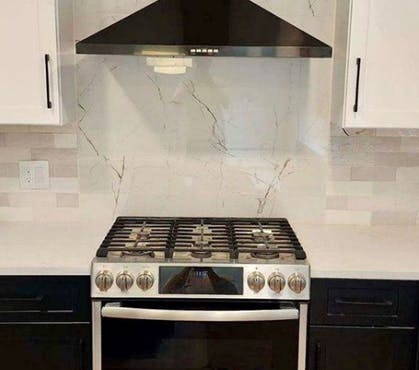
[249,241,281,260]
[250,250,280,260]
[191,235,213,247]
[190,250,212,259]
[191,225,213,236]
[121,250,156,258]
[252,229,274,242]
[189,225,215,258]
[131,226,152,241]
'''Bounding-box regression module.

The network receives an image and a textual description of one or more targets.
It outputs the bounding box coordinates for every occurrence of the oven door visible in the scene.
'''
[94,300,307,370]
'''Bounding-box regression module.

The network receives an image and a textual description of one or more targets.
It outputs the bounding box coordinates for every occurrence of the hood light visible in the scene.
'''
[146,57,193,75]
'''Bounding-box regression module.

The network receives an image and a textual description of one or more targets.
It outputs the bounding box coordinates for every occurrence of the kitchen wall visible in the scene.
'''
[1,0,419,229]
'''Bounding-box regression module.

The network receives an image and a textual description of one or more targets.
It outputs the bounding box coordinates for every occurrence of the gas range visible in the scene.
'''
[92,217,310,300]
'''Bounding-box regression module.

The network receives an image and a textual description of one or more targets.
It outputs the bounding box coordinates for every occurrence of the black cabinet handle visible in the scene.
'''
[315,342,322,370]
[353,57,361,112]
[335,297,393,307]
[0,295,45,311]
[44,54,52,109]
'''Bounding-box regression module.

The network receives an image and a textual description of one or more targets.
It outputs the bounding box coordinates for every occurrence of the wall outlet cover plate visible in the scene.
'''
[19,161,50,190]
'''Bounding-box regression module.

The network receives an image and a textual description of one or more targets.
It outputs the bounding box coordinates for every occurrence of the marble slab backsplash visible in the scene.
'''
[1,0,419,226]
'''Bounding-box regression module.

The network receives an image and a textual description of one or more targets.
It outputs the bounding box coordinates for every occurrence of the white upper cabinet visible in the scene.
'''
[342,0,419,128]
[0,0,75,125]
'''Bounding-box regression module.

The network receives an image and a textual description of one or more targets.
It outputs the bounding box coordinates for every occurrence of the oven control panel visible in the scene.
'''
[92,261,310,301]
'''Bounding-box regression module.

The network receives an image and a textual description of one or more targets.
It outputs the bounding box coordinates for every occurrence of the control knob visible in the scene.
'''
[137,272,154,291]
[95,271,114,292]
[288,273,307,294]
[268,273,286,294]
[116,272,134,292]
[247,271,265,293]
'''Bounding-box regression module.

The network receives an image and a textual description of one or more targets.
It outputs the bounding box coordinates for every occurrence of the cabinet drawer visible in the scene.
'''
[0,276,90,323]
[310,279,419,327]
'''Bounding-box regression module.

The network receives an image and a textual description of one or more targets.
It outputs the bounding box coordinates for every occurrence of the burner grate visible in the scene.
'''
[97,217,306,261]
[96,218,174,258]
[171,219,235,260]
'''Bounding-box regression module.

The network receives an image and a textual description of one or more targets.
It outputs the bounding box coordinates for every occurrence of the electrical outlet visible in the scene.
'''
[19,161,50,190]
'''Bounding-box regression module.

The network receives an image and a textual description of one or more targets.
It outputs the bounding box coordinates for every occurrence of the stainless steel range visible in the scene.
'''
[92,217,310,370]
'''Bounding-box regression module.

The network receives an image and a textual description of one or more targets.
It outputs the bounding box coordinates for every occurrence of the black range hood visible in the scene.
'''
[76,0,332,58]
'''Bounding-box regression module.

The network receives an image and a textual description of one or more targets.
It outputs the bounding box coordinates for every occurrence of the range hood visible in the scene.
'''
[76,0,332,58]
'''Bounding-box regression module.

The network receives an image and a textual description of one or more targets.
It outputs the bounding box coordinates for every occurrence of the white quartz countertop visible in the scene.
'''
[293,224,419,280]
[0,222,105,276]
[0,222,419,280]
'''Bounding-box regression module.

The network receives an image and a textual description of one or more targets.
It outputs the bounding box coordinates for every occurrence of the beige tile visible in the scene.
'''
[372,182,398,196]
[50,178,79,193]
[326,196,348,210]
[4,133,54,148]
[7,192,56,208]
[329,166,351,181]
[54,134,78,149]
[377,129,419,137]
[396,167,419,182]
[0,178,20,192]
[0,148,31,163]
[0,163,19,177]
[396,182,419,196]
[0,207,32,221]
[325,210,372,225]
[368,137,401,152]
[56,193,79,208]
[401,137,419,152]
[371,211,417,225]
[0,193,9,206]
[351,167,397,182]
[347,196,396,212]
[332,136,401,153]
[50,164,78,178]
[330,150,376,166]
[375,152,419,167]
[31,148,78,166]
[0,134,5,146]
[0,125,31,133]
[327,181,374,196]
[395,195,419,212]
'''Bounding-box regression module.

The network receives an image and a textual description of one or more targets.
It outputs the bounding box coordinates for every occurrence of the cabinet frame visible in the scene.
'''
[0,0,75,125]
[334,0,419,129]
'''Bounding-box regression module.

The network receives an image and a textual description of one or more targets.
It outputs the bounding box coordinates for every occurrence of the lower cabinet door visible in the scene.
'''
[308,326,417,370]
[0,323,91,370]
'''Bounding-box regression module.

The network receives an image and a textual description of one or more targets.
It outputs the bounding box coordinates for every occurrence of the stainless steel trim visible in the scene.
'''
[298,303,308,370]
[92,301,102,370]
[91,259,310,301]
[76,44,332,58]
[102,303,299,322]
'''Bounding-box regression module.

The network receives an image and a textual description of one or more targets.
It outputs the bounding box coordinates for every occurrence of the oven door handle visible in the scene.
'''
[102,304,299,322]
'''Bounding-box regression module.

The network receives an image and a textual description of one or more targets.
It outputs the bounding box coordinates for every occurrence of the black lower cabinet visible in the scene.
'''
[0,276,91,370]
[0,324,91,370]
[308,279,419,370]
[308,326,417,370]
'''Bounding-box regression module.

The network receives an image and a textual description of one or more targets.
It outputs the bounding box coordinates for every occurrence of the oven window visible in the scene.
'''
[102,303,298,370]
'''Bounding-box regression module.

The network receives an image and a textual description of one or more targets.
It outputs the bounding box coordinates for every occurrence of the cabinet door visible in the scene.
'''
[344,0,419,128]
[0,323,91,370]
[308,326,417,370]
[0,0,60,125]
